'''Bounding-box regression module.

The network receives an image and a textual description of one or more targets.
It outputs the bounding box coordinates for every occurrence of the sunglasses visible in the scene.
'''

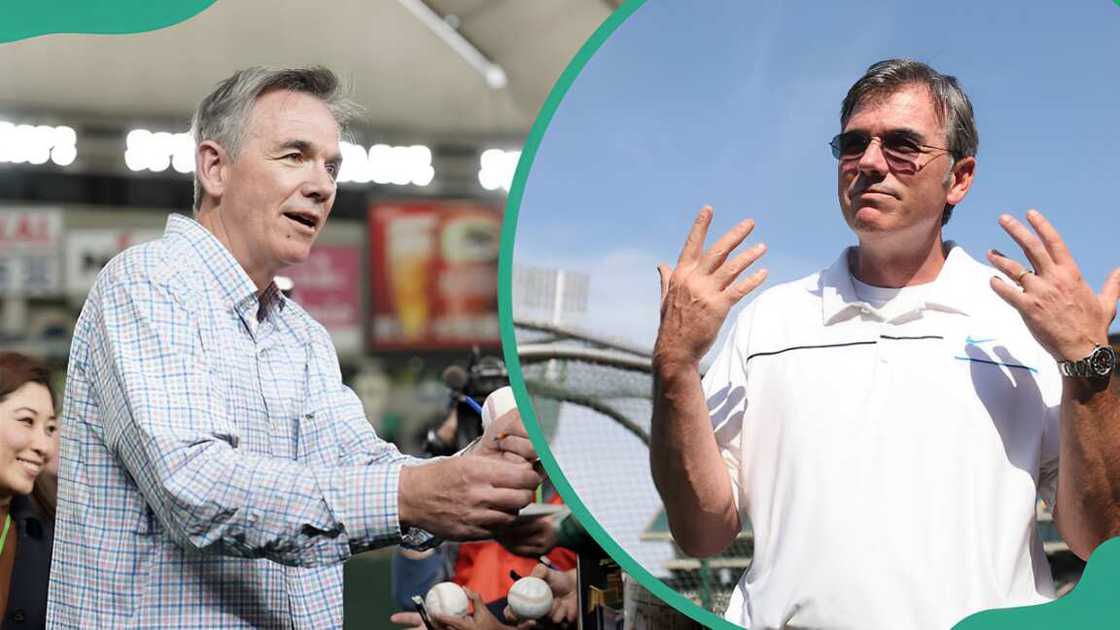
[829,130,952,175]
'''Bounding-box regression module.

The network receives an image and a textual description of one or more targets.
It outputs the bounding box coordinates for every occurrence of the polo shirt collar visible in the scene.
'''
[163,214,287,324]
[820,241,980,325]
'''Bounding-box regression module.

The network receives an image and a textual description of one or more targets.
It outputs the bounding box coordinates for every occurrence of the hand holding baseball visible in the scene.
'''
[503,564,578,628]
[431,588,528,630]
[473,387,538,466]
[398,455,540,541]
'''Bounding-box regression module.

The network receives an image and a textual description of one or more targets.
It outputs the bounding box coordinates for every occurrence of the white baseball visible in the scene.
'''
[425,582,469,618]
[507,576,553,620]
[481,385,518,432]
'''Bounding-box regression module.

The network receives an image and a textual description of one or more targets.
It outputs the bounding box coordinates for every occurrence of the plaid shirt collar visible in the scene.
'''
[164,213,288,330]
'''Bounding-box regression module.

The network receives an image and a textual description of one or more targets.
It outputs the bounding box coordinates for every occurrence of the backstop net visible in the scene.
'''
[514,318,746,616]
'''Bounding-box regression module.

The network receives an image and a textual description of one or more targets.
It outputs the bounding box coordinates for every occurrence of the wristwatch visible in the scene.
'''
[1057,344,1116,380]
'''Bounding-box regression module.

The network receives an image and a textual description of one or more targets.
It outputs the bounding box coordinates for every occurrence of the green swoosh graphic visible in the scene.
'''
[1,0,217,44]
[497,0,1120,628]
[954,538,1120,629]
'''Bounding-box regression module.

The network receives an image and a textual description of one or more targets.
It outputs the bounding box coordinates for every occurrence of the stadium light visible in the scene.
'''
[478,148,521,192]
[125,128,194,174]
[50,126,77,166]
[0,120,78,167]
[338,142,434,187]
[123,130,434,185]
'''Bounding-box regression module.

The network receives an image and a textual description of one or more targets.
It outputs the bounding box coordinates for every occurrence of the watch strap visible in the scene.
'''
[1057,344,1116,379]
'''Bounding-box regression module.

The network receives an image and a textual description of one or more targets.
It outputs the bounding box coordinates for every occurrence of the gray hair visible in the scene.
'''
[190,66,361,210]
[840,59,979,225]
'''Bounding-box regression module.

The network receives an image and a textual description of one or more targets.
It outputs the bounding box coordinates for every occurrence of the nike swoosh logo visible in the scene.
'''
[965,336,997,345]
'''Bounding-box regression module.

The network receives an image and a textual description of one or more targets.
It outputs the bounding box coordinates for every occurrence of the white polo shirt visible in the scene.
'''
[704,245,1061,630]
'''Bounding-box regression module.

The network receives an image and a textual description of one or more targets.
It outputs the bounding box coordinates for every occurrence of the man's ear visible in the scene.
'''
[946,155,976,206]
[196,140,229,204]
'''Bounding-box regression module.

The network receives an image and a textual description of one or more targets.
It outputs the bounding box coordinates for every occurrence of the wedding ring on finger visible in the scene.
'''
[1015,268,1035,286]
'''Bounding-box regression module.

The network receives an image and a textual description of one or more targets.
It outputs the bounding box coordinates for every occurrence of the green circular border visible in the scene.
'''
[497,1,1120,628]
[0,0,216,44]
[497,1,736,627]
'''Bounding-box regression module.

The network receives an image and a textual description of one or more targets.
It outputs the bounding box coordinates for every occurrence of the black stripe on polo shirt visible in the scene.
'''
[954,356,1035,372]
[747,340,876,361]
[746,335,945,363]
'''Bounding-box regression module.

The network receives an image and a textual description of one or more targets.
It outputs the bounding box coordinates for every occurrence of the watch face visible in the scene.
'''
[1090,346,1117,376]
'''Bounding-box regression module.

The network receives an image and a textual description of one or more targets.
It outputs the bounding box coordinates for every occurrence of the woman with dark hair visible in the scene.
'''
[0,352,57,629]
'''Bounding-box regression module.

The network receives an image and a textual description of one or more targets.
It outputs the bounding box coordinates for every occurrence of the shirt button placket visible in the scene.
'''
[863,329,891,435]
[876,322,890,365]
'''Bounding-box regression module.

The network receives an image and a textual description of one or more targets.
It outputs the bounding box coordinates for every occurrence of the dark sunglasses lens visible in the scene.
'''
[881,133,921,156]
[833,132,868,158]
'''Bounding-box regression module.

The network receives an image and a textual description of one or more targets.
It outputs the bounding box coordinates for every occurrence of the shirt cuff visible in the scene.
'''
[398,459,442,551]
[334,460,438,552]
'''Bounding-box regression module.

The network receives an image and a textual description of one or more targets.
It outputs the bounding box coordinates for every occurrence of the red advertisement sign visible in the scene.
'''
[0,209,60,247]
[0,208,62,296]
[286,245,362,354]
[368,201,501,350]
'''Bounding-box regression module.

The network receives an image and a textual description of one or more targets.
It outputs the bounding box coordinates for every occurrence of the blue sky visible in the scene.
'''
[514,0,1120,349]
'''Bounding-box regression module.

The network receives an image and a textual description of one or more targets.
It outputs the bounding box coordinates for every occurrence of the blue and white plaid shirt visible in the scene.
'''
[48,214,432,628]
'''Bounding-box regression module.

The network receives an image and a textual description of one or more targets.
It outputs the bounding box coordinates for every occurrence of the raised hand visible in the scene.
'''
[987,210,1120,362]
[398,455,542,541]
[654,206,767,370]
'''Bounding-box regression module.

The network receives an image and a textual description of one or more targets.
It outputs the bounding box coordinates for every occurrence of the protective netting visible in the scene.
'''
[515,320,741,614]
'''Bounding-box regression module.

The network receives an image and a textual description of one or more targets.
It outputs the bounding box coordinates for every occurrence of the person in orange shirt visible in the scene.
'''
[452,483,577,606]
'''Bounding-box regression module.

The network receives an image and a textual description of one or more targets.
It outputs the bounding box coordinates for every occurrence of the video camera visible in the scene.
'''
[427,347,509,455]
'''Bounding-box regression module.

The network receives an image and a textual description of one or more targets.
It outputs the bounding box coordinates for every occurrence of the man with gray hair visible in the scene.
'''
[652,58,1120,628]
[48,66,542,628]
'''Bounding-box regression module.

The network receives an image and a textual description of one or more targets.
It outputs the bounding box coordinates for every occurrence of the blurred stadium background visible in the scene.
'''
[0,2,630,627]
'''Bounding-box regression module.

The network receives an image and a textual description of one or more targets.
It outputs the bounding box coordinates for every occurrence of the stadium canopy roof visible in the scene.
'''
[0,0,617,141]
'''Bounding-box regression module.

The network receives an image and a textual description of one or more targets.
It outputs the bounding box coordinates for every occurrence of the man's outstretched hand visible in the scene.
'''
[654,205,768,371]
[987,209,1120,363]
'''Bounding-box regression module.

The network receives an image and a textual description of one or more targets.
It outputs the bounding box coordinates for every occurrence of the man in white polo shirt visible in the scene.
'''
[650,58,1120,629]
